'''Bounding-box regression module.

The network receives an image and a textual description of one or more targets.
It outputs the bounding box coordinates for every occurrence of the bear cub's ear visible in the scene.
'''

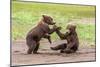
[42,15,46,18]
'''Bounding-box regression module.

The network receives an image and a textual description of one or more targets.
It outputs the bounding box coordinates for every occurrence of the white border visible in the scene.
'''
[0,0,10,67]
[23,0,96,5]
[0,0,99,67]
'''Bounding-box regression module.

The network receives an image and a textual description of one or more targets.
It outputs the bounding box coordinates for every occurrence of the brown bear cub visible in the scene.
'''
[51,24,79,54]
[26,15,59,54]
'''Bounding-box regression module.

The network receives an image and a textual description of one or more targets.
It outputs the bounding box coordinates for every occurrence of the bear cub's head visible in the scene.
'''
[42,15,56,25]
[66,24,76,34]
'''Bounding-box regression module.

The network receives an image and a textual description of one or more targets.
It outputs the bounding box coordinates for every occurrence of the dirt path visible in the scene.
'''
[11,40,95,66]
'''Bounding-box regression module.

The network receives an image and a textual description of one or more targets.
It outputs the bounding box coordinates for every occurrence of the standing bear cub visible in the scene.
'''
[26,15,59,54]
[51,24,79,53]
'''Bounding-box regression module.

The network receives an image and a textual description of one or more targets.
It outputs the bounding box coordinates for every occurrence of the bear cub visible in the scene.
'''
[26,15,59,54]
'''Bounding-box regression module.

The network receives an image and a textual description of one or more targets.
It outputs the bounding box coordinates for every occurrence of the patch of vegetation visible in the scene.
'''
[12,1,95,46]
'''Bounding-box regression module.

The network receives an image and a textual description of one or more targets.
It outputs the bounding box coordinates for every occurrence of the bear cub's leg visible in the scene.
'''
[32,43,40,54]
[50,43,67,53]
[27,41,37,54]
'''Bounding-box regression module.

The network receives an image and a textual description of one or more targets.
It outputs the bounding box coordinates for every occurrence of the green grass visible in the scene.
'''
[12,1,95,46]
[50,23,95,46]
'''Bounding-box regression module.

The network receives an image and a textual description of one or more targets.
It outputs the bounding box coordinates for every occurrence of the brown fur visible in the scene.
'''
[26,15,58,54]
[51,24,79,53]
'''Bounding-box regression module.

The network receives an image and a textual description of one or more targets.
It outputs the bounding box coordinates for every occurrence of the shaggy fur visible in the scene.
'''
[51,24,79,53]
[26,15,59,54]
